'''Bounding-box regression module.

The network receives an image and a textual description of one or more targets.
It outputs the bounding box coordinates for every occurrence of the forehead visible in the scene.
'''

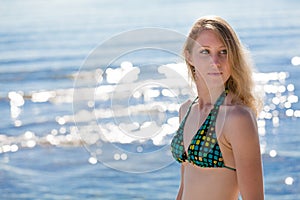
[194,29,225,47]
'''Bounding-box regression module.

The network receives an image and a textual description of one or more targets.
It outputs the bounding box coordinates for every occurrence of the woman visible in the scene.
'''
[171,16,264,200]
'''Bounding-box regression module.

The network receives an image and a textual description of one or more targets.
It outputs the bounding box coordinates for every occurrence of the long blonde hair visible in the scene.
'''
[183,15,261,115]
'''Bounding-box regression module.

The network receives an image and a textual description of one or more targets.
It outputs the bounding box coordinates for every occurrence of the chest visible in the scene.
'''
[182,105,227,152]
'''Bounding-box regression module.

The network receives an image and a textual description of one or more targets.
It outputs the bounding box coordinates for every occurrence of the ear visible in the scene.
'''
[184,50,193,66]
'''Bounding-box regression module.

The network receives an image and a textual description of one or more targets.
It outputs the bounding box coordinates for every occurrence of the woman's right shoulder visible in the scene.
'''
[178,98,195,119]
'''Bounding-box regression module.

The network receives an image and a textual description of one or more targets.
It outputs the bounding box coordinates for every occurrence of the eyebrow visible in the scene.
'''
[199,45,226,48]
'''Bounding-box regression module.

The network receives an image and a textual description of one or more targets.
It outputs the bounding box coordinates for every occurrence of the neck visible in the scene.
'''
[196,85,225,109]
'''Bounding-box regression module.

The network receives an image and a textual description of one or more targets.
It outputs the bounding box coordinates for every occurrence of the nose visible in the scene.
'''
[210,54,221,67]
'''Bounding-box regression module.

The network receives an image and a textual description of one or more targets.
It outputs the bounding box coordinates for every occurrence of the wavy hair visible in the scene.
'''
[183,15,261,115]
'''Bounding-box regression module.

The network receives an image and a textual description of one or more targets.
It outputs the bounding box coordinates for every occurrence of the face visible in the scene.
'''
[186,30,231,88]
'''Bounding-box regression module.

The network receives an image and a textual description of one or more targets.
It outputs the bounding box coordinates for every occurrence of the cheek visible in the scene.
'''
[191,56,210,68]
[227,63,232,73]
[224,66,232,80]
[222,59,231,71]
[225,64,231,73]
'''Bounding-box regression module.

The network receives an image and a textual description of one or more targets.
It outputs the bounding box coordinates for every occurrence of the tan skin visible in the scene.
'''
[176,30,264,200]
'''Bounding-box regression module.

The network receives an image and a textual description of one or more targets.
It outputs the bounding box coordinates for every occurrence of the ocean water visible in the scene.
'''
[1,0,300,199]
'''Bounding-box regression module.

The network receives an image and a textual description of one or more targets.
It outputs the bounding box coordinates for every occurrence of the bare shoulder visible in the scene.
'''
[226,105,256,122]
[223,106,264,199]
[178,98,195,119]
[223,105,258,138]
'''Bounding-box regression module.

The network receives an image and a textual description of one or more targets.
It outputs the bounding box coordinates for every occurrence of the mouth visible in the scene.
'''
[207,72,223,76]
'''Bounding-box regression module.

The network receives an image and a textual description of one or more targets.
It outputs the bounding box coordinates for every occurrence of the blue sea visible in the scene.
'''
[1,0,300,199]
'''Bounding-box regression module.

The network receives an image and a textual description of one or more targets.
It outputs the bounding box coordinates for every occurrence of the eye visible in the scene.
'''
[220,49,227,55]
[200,49,209,54]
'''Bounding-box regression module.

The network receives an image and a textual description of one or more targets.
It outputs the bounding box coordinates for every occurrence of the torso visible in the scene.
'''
[180,96,239,200]
[182,164,238,200]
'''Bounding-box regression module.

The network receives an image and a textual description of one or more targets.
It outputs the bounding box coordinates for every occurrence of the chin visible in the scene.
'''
[204,79,227,89]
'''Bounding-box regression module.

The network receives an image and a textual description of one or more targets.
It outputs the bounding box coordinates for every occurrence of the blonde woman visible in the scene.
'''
[171,16,264,200]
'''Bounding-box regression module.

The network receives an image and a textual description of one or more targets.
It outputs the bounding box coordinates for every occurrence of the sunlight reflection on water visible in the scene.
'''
[1,62,299,161]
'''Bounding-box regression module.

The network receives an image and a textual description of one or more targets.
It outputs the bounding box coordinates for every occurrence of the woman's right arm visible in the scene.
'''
[176,101,190,200]
[176,164,185,200]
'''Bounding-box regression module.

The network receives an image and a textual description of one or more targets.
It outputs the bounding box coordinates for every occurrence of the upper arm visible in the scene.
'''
[176,101,190,200]
[226,107,264,200]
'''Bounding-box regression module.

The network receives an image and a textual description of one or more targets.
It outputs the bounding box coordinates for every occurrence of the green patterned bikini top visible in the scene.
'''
[171,89,236,171]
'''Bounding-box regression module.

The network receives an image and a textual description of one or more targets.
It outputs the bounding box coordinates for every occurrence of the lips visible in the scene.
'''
[208,72,223,76]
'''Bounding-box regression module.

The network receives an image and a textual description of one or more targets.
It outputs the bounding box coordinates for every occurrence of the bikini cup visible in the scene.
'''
[171,89,236,171]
